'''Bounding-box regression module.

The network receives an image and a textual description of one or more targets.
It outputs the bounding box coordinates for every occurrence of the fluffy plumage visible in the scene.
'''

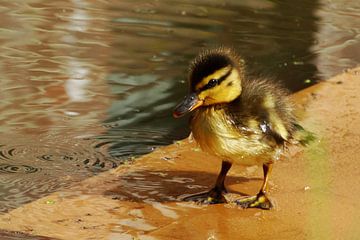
[173,47,303,209]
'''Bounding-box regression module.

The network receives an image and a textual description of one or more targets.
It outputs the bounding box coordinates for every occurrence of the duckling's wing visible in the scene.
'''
[225,107,288,145]
[227,78,297,145]
[259,120,288,145]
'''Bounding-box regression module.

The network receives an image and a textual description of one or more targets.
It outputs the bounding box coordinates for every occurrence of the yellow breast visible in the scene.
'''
[191,107,279,165]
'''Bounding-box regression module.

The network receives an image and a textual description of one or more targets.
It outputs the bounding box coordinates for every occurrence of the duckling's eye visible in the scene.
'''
[207,79,218,88]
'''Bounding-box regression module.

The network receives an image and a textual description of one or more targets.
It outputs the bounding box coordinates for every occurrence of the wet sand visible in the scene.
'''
[0,68,360,240]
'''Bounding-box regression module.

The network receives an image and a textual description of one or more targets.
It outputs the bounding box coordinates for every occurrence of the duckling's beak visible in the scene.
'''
[173,92,203,118]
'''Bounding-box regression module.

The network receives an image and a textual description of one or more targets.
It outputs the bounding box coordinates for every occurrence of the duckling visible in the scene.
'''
[173,47,300,209]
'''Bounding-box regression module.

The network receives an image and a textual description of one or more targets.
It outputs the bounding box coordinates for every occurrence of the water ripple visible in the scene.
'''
[0,164,39,174]
[95,127,177,159]
[0,134,118,212]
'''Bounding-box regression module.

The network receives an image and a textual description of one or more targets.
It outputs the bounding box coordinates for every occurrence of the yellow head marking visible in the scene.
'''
[195,66,232,91]
[195,68,242,105]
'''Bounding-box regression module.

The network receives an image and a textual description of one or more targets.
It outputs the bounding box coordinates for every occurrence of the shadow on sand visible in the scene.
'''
[99,170,262,203]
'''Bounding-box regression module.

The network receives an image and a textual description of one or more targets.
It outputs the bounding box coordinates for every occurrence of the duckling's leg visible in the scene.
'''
[183,160,232,204]
[236,163,273,209]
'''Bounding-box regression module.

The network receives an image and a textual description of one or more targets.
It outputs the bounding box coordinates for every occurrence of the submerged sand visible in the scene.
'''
[0,68,359,240]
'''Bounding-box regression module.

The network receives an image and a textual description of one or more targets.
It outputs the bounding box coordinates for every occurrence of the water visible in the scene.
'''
[0,0,359,213]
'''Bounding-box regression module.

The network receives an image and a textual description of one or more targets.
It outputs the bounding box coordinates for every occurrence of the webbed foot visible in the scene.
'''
[183,188,227,204]
[235,192,272,210]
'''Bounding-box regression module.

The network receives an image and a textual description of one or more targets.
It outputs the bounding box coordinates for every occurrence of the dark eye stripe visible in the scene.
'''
[198,67,233,92]
[217,67,232,84]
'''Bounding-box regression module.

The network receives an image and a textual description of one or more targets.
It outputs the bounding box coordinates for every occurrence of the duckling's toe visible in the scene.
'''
[235,192,272,210]
[183,188,227,204]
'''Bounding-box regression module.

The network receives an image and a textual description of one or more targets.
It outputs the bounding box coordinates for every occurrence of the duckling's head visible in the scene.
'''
[173,47,245,118]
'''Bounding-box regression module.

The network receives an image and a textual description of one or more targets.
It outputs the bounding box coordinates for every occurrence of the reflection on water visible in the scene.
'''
[0,0,359,213]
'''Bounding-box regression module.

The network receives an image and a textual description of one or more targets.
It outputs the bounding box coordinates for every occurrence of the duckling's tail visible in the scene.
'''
[291,123,316,146]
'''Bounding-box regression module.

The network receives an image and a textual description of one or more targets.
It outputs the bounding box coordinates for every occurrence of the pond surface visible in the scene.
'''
[0,0,359,213]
